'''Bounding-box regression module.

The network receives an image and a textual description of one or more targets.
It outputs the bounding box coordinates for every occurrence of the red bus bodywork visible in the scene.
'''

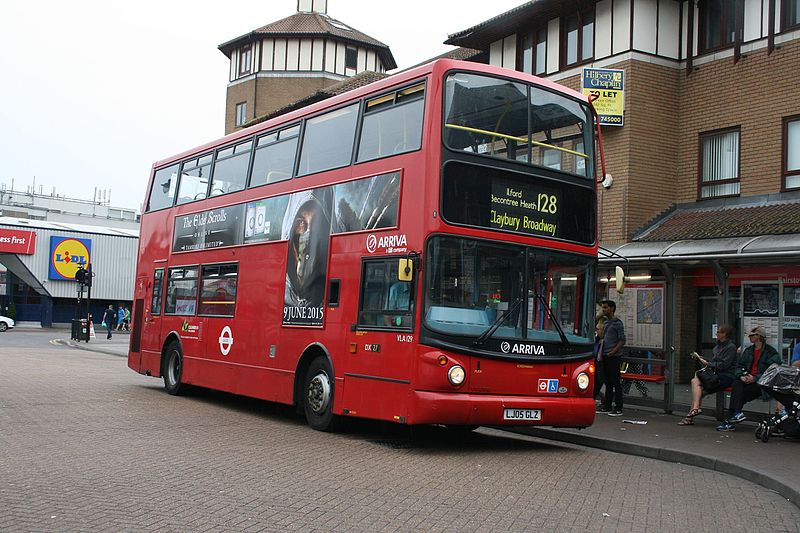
[128,59,598,430]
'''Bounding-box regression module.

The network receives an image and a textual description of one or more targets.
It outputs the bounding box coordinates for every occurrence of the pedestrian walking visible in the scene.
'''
[102,305,116,340]
[117,305,125,331]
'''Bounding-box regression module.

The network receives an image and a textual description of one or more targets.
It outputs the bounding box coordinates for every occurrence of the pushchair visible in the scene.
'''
[754,363,800,442]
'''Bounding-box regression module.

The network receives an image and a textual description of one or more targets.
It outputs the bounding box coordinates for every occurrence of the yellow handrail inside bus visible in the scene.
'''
[444,123,589,159]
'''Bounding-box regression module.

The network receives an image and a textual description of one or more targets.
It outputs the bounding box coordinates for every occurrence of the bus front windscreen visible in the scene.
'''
[443,72,594,178]
[424,236,594,347]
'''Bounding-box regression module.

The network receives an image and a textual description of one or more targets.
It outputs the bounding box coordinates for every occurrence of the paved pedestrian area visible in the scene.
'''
[1,335,799,531]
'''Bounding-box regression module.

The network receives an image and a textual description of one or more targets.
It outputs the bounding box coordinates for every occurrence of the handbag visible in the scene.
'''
[697,366,720,390]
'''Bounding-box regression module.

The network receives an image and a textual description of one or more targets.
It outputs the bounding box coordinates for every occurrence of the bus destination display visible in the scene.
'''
[442,162,595,245]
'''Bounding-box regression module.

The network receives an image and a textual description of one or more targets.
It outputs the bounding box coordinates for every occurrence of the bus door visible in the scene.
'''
[342,256,416,421]
[137,267,166,375]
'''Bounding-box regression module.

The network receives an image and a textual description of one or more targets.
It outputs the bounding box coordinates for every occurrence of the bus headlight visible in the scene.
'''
[447,365,465,386]
[576,372,590,390]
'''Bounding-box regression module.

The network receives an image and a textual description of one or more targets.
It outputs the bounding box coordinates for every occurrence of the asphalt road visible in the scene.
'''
[1,330,799,532]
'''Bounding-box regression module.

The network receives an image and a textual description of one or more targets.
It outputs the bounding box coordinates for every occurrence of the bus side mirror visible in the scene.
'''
[615,266,625,294]
[398,259,413,282]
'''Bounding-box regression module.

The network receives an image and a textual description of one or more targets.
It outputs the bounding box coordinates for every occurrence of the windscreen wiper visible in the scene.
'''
[474,298,522,346]
[534,291,570,347]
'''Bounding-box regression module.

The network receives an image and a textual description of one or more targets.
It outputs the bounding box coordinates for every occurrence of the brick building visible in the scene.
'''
[218,0,395,134]
[446,0,800,414]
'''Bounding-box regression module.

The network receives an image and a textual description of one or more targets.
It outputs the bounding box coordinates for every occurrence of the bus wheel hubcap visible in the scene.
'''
[308,372,331,414]
[169,352,180,384]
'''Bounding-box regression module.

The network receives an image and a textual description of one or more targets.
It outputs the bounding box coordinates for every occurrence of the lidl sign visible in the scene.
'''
[49,236,91,280]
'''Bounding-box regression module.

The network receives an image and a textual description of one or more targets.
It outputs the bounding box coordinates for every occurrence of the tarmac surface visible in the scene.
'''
[59,330,800,510]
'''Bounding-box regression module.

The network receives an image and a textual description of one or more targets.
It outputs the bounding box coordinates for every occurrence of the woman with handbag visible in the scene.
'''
[678,324,738,426]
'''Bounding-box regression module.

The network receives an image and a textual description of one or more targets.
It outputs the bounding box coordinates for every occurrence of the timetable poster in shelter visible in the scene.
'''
[283,187,334,326]
[581,68,624,126]
[173,205,246,252]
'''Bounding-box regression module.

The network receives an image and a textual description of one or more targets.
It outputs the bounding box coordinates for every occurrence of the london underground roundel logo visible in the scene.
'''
[50,237,91,280]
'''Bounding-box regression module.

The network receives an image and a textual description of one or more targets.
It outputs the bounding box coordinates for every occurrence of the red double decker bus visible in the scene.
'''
[128,59,602,431]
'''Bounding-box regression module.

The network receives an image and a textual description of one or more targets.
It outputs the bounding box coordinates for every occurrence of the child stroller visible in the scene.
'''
[754,363,800,442]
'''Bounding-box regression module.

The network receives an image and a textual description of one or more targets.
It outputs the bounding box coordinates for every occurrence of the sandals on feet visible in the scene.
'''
[678,408,701,426]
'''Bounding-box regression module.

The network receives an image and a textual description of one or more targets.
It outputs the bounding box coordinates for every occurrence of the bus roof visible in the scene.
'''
[152,59,592,170]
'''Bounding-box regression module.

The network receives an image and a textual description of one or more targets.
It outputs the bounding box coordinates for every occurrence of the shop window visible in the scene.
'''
[699,128,740,199]
[198,264,238,317]
[518,27,547,76]
[699,0,739,52]
[783,0,800,31]
[784,116,800,190]
[165,266,199,315]
[562,9,594,68]
[358,258,414,330]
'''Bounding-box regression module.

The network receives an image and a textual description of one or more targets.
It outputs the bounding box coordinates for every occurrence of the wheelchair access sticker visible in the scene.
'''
[538,379,559,393]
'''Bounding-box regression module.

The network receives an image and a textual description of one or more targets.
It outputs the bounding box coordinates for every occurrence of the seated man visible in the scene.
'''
[717,326,782,431]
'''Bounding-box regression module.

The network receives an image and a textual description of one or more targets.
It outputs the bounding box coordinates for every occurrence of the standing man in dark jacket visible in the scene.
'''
[102,305,116,340]
[717,326,782,431]
[598,300,626,416]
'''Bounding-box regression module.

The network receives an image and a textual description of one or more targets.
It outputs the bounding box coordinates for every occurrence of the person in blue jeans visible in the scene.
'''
[717,326,782,431]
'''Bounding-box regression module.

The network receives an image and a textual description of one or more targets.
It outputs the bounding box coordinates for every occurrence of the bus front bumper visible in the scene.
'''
[407,390,595,427]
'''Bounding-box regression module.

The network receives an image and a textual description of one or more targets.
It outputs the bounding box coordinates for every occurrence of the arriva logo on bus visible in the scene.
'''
[366,233,407,254]
[49,236,92,280]
[501,341,545,356]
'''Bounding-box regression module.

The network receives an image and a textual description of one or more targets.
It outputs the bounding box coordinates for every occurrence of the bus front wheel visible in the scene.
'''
[163,341,185,396]
[303,356,336,431]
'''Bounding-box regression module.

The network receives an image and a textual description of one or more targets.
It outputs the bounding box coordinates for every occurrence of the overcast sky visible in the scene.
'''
[0,0,524,212]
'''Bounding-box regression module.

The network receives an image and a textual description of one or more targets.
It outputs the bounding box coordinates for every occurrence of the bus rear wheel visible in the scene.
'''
[163,341,185,396]
[303,356,336,431]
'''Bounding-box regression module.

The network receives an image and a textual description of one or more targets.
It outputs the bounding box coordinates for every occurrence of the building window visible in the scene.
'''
[239,45,252,76]
[235,102,247,127]
[345,47,358,70]
[518,27,547,76]
[785,116,800,189]
[699,128,740,199]
[562,9,594,67]
[699,0,739,52]
[783,0,800,31]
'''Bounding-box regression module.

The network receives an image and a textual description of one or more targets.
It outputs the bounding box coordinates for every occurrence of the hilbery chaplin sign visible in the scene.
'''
[282,187,333,326]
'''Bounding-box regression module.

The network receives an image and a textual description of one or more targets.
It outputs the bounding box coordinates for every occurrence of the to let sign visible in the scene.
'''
[0,228,36,254]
